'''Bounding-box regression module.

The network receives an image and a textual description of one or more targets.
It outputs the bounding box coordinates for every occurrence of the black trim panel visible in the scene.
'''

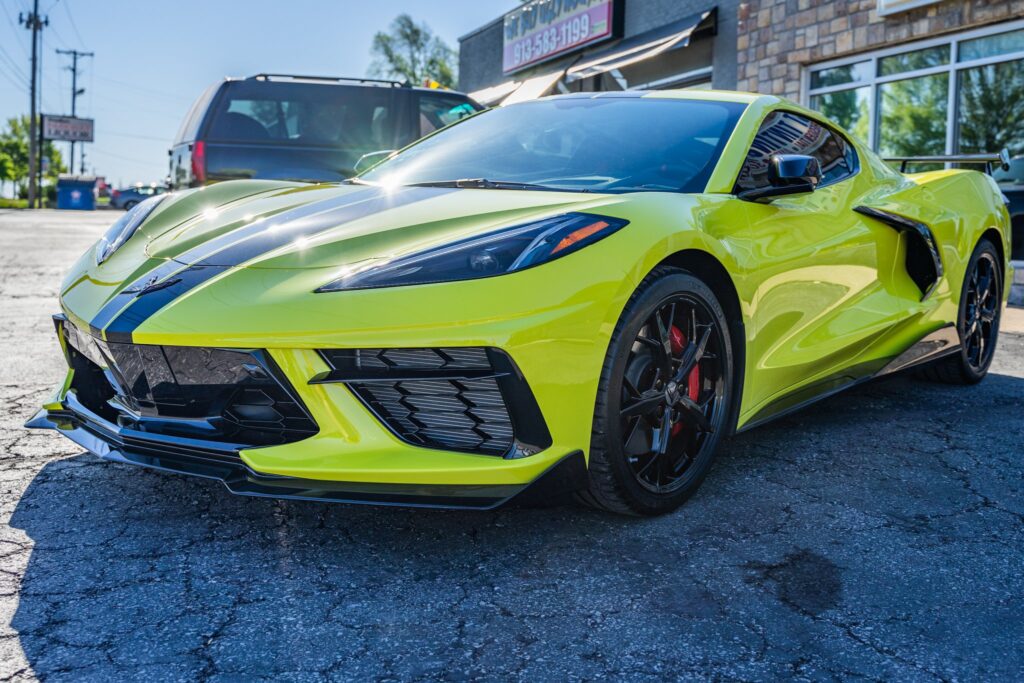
[854,205,943,300]
[739,324,961,432]
[25,407,586,510]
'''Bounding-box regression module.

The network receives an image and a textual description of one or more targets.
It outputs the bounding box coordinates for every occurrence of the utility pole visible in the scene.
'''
[19,2,47,208]
[56,49,93,175]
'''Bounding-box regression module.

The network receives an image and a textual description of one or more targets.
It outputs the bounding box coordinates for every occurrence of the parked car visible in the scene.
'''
[110,184,166,210]
[32,91,1012,515]
[993,155,1024,260]
[168,74,482,189]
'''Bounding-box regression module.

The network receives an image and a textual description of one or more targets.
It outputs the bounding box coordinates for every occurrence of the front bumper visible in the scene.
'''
[25,405,585,509]
[29,310,596,508]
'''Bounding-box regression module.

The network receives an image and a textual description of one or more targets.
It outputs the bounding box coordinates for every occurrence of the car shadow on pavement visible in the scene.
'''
[7,372,1024,679]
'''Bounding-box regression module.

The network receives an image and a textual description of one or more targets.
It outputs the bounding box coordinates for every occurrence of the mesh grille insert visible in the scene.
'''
[318,348,550,458]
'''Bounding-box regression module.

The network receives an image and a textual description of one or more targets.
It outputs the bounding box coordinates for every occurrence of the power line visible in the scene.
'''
[98,129,172,143]
[88,147,160,166]
[0,44,29,84]
[93,76,194,103]
[60,0,84,48]
[0,67,28,93]
[0,3,29,59]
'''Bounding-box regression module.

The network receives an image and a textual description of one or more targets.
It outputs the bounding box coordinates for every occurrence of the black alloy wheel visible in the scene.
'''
[920,238,1002,385]
[962,250,1000,372]
[619,293,727,494]
[580,267,736,516]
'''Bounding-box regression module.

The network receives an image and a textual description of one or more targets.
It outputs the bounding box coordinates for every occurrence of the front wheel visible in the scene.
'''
[579,267,736,516]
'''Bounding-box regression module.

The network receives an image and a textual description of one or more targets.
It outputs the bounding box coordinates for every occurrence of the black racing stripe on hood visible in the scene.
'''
[93,185,452,342]
[90,186,384,334]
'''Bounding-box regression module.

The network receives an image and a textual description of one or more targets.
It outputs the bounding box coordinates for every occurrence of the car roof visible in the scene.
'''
[518,89,779,106]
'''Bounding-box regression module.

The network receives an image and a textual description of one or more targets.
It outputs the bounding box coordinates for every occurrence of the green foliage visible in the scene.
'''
[368,14,457,89]
[0,115,68,191]
[877,73,949,157]
[958,60,1024,156]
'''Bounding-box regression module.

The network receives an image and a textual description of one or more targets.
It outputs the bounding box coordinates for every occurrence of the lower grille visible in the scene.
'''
[317,348,551,459]
[59,318,318,448]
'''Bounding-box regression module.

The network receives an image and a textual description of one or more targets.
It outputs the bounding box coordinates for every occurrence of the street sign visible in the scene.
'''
[42,115,94,142]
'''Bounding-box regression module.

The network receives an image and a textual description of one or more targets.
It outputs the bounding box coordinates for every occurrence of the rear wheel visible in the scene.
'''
[579,267,736,516]
[920,238,1002,384]
[123,200,138,211]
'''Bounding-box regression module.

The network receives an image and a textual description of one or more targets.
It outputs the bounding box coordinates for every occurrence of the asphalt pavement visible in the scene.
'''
[1,209,1022,681]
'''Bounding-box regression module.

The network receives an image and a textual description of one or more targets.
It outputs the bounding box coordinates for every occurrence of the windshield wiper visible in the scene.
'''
[407,178,587,192]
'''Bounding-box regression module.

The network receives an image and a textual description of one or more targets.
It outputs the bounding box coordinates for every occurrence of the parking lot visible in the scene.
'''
[1,209,1022,681]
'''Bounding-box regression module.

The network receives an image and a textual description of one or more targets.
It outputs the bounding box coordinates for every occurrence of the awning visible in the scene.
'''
[468,80,521,107]
[500,69,566,106]
[565,9,716,82]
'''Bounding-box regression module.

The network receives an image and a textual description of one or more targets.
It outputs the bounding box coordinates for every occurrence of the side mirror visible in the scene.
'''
[738,154,823,202]
[353,150,397,176]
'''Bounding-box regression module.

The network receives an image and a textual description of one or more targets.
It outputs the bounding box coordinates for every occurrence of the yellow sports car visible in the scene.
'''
[28,91,1012,515]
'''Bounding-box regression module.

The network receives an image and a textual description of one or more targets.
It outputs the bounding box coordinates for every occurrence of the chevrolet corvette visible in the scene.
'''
[28,91,1012,515]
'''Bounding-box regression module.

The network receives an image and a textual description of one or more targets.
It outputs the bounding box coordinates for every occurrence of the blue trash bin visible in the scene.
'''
[56,176,97,210]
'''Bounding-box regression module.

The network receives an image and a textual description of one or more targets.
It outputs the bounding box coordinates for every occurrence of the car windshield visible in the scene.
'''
[360,96,747,194]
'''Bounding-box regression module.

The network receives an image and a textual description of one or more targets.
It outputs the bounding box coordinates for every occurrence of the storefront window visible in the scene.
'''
[810,61,871,89]
[809,87,869,143]
[805,22,1024,163]
[958,27,1024,62]
[957,58,1024,156]
[878,46,950,76]
[877,74,948,156]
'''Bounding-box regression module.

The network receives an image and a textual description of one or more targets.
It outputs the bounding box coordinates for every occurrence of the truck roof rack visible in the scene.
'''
[883,149,1010,174]
[247,74,407,88]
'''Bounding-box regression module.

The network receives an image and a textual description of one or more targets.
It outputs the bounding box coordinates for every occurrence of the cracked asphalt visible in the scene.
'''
[1,209,1023,682]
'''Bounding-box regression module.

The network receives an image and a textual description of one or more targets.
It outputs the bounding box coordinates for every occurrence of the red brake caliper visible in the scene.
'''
[669,325,701,436]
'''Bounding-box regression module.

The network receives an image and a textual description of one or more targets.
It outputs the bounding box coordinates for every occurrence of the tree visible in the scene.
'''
[958,61,1024,157]
[0,115,67,194]
[368,14,457,89]
[0,152,12,198]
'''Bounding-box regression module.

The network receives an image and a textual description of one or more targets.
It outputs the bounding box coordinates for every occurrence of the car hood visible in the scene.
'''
[139,180,619,271]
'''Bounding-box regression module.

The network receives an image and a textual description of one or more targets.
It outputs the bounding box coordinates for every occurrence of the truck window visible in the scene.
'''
[204,81,401,155]
[418,93,479,137]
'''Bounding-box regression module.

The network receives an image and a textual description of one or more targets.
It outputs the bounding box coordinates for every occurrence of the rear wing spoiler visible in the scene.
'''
[883,149,1010,174]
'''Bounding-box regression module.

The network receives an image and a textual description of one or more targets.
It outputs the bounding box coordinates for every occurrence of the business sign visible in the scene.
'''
[42,115,94,142]
[503,0,619,75]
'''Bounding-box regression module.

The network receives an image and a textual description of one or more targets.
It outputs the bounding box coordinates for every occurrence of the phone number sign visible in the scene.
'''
[503,0,617,74]
[42,115,94,142]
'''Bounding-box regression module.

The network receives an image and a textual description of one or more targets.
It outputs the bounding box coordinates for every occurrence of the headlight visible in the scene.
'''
[317,212,628,292]
[95,194,167,264]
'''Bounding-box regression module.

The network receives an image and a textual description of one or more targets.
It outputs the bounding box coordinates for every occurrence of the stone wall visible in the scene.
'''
[735,0,1024,98]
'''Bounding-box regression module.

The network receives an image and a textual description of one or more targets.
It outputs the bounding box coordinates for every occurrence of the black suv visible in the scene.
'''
[169,74,482,189]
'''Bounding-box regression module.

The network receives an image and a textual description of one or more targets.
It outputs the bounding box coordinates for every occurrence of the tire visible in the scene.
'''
[919,238,1002,385]
[123,200,138,211]
[578,266,737,516]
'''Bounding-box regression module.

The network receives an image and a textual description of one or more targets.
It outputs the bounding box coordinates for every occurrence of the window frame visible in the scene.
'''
[733,108,861,195]
[802,19,1024,155]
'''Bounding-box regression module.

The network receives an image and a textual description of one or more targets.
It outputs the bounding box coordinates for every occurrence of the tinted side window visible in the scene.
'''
[734,110,858,193]
[418,93,480,137]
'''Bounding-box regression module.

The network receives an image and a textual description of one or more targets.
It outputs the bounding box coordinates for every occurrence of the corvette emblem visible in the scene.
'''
[125,276,182,297]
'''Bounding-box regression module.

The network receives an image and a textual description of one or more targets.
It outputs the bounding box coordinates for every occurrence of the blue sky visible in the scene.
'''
[0,0,512,187]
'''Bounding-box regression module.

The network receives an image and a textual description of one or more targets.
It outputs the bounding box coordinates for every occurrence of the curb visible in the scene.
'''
[1011,261,1024,308]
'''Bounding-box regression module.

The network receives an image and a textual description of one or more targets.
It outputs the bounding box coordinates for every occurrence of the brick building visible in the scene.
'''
[458,0,1023,161]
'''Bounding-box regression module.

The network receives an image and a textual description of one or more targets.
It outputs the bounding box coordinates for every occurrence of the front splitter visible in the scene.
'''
[26,409,587,510]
